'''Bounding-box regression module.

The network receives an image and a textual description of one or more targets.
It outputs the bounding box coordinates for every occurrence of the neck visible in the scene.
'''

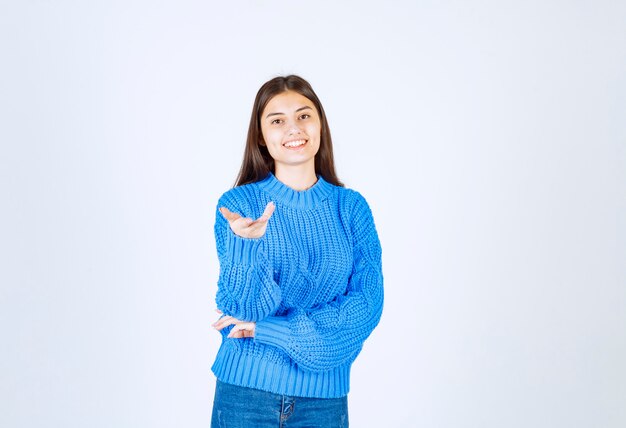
[274,164,318,191]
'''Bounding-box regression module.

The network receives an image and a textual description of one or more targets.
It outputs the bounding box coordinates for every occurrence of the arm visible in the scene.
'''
[254,192,384,372]
[214,193,281,321]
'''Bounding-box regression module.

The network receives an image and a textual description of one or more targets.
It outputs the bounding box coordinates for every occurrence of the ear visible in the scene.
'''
[259,139,266,147]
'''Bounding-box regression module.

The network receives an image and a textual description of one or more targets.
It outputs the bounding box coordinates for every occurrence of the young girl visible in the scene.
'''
[211,75,384,427]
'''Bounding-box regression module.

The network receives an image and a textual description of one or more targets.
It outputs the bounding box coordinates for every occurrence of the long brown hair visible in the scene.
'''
[234,75,344,187]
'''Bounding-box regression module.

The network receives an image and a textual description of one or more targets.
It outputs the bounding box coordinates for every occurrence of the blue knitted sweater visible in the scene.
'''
[211,172,384,398]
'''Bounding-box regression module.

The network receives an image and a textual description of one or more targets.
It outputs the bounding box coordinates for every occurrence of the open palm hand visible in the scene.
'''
[219,201,275,239]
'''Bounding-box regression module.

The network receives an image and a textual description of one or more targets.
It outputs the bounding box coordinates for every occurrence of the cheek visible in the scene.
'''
[261,128,278,147]
[306,123,322,140]
[262,130,283,157]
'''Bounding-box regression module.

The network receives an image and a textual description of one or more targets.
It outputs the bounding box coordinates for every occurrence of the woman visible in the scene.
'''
[211,75,384,427]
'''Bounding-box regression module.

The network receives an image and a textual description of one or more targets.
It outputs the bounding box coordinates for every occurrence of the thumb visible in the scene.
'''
[259,201,276,221]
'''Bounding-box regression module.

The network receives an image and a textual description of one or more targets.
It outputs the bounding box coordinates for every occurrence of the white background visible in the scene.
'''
[1,1,625,427]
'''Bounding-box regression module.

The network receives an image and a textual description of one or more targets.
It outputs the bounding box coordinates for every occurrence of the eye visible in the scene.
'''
[299,113,311,120]
[270,118,284,125]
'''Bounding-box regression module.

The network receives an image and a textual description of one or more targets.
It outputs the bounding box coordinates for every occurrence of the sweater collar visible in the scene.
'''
[257,172,334,209]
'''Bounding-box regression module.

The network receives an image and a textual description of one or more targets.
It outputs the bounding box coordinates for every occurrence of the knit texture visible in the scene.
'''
[211,172,384,398]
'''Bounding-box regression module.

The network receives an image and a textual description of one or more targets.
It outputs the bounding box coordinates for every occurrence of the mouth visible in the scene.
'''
[283,139,308,149]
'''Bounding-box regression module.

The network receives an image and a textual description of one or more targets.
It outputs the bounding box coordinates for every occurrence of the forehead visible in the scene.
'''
[263,91,315,114]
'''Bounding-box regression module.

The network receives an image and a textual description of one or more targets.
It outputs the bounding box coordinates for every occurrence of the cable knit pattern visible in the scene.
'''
[211,172,383,398]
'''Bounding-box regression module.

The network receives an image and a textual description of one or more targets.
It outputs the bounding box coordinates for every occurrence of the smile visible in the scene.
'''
[283,139,307,148]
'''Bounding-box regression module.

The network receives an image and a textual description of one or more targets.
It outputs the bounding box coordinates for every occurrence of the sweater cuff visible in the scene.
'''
[224,229,264,264]
[254,316,291,350]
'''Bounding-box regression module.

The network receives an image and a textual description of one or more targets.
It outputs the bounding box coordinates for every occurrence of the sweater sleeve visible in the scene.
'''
[214,193,282,321]
[254,192,384,372]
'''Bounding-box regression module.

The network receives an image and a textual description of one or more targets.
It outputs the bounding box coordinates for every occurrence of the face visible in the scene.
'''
[260,90,321,172]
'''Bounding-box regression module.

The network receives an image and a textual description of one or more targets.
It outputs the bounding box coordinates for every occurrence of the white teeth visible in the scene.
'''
[284,139,306,148]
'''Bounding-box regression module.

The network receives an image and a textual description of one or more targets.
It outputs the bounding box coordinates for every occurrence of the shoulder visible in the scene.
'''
[335,186,381,249]
[335,186,373,213]
[333,186,378,236]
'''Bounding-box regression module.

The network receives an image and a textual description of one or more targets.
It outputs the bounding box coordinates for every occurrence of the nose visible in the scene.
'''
[286,120,302,135]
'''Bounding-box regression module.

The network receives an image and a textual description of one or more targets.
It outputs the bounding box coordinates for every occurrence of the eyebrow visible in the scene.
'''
[265,106,312,119]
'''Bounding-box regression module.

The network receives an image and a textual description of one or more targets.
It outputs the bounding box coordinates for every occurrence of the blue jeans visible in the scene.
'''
[211,380,349,428]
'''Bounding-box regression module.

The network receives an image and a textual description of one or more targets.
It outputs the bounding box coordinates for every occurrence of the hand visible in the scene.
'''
[212,310,256,338]
[219,201,275,239]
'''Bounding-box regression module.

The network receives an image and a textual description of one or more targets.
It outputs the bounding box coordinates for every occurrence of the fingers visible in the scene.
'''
[230,329,254,338]
[220,202,275,225]
[212,312,255,338]
[219,202,275,238]
[219,207,241,222]
[248,201,275,228]
[227,322,256,338]
[212,315,235,331]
